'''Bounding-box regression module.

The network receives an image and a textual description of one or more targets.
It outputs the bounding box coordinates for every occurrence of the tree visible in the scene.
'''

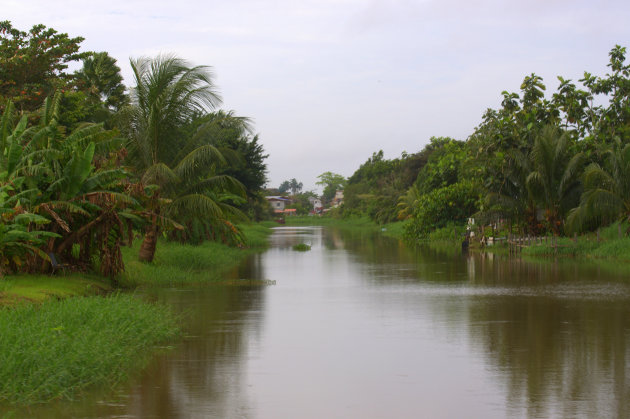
[122,54,244,262]
[567,138,630,232]
[0,21,87,112]
[289,178,303,195]
[278,180,290,194]
[316,171,346,203]
[0,94,132,276]
[526,126,584,234]
[75,51,128,111]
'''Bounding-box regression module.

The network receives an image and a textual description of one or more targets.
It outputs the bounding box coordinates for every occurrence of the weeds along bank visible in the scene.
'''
[0,223,273,407]
[0,295,179,405]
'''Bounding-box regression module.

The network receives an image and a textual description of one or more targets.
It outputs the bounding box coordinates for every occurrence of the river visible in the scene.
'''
[24,226,630,418]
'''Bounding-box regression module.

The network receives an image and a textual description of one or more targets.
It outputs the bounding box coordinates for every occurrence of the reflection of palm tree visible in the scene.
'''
[568,138,630,232]
[123,55,244,262]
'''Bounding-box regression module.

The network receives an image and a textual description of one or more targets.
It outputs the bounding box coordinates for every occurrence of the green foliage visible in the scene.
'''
[405,181,479,240]
[0,21,87,112]
[0,95,132,276]
[292,243,311,251]
[75,51,128,111]
[0,294,179,404]
[122,55,248,259]
[121,224,271,287]
[343,150,425,224]
[427,222,468,242]
[415,137,468,194]
[567,138,630,232]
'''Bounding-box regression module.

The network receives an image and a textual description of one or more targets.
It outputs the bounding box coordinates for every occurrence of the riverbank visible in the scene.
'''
[119,222,274,287]
[0,222,273,407]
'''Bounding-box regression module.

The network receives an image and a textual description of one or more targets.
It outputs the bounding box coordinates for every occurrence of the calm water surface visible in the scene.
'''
[20,226,630,418]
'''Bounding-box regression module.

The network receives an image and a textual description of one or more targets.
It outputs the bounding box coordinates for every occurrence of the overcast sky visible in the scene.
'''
[4,0,630,191]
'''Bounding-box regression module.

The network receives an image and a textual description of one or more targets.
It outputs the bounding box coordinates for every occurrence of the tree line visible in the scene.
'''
[336,45,630,241]
[0,21,268,277]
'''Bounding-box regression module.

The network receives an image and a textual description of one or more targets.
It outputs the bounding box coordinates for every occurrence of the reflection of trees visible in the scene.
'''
[468,295,630,418]
[122,257,267,418]
[269,227,321,249]
[461,253,630,418]
[331,227,630,417]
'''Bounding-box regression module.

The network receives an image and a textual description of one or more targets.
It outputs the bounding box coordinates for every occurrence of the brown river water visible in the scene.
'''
[18,226,630,418]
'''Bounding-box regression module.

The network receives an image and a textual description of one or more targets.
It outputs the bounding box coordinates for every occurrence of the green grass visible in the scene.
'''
[0,294,179,405]
[292,243,311,251]
[514,222,630,261]
[120,223,273,287]
[0,275,110,306]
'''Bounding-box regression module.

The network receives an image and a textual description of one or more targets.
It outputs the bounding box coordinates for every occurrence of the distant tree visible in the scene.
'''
[316,171,346,203]
[0,21,87,111]
[289,178,303,195]
[278,181,290,194]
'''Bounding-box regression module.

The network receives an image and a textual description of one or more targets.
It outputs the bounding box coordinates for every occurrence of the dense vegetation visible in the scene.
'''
[337,45,630,243]
[0,21,269,278]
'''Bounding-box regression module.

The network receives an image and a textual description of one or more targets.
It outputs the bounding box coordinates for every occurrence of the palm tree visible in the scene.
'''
[567,138,630,232]
[526,125,584,234]
[123,54,245,262]
[75,52,128,111]
[483,148,538,234]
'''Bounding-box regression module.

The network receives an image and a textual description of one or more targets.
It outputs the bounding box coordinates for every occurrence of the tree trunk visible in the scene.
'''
[139,224,158,262]
[139,194,160,263]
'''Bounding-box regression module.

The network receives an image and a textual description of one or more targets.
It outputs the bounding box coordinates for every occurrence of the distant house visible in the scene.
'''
[308,196,323,212]
[265,196,290,212]
[332,190,344,207]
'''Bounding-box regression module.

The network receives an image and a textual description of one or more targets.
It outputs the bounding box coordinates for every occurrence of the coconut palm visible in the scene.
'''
[526,125,584,234]
[123,54,246,262]
[567,138,630,232]
[483,148,539,234]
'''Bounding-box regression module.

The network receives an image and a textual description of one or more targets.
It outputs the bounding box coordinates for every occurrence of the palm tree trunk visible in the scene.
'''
[139,222,158,262]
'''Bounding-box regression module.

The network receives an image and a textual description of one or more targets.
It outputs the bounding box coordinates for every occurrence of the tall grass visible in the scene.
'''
[120,223,273,287]
[0,294,179,405]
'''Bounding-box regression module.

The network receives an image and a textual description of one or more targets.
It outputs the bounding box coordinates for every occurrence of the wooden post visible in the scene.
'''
[573,232,577,244]
[618,223,622,239]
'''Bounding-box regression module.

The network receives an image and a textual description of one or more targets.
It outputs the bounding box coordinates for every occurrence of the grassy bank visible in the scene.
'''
[0,222,273,407]
[120,222,273,287]
[0,294,179,405]
[0,275,110,307]
[520,222,630,260]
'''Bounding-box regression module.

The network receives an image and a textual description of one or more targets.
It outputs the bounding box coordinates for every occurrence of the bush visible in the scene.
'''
[405,181,479,240]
